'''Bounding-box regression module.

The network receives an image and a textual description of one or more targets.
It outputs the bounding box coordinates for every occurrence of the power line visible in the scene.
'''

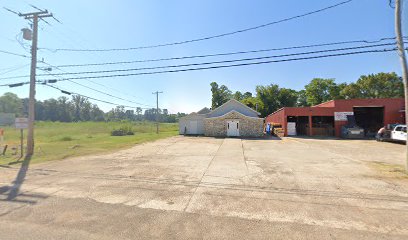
[39,0,354,52]
[33,42,401,77]
[64,79,154,108]
[0,81,30,87]
[3,7,20,16]
[0,49,30,58]
[50,37,403,68]
[37,19,153,102]
[0,45,401,82]
[0,78,155,110]
[42,83,150,109]
[0,64,30,76]
[37,61,155,108]
[29,4,62,24]
[39,48,399,82]
[80,78,151,102]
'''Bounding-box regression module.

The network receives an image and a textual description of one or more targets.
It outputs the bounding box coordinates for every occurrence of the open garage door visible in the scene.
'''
[287,116,309,136]
[312,116,335,136]
[353,106,384,137]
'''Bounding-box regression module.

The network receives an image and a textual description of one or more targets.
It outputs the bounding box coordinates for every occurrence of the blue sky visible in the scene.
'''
[0,0,407,113]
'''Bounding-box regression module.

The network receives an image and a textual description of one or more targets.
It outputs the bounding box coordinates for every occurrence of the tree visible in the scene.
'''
[57,96,73,122]
[304,78,343,106]
[342,72,403,99]
[329,82,347,100]
[135,107,143,121]
[232,91,244,101]
[143,108,156,122]
[210,82,231,109]
[233,91,253,101]
[255,84,280,116]
[253,85,301,116]
[80,100,92,121]
[90,104,105,121]
[340,83,362,99]
[0,92,22,116]
[243,92,253,99]
[296,90,309,107]
[277,88,298,108]
[72,95,86,121]
[241,97,263,112]
[35,100,45,120]
[136,107,142,115]
[43,98,59,121]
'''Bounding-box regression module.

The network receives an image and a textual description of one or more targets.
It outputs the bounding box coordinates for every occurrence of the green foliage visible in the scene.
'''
[340,83,362,99]
[0,92,23,116]
[0,93,184,123]
[232,91,252,101]
[209,72,402,117]
[254,84,298,116]
[340,72,403,99]
[232,91,243,101]
[296,90,309,107]
[0,121,178,165]
[278,88,298,108]
[210,82,232,109]
[304,78,345,106]
[111,125,135,136]
[241,97,263,112]
[59,136,73,141]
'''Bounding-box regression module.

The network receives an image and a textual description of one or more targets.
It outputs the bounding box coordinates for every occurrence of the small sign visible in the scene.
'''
[334,112,353,121]
[15,118,29,129]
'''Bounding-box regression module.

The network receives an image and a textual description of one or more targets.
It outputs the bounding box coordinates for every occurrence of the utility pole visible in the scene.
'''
[152,91,163,134]
[19,10,53,158]
[395,0,408,172]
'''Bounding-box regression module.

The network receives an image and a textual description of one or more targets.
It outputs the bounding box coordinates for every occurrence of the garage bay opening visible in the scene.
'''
[287,116,308,136]
[312,116,335,136]
[353,106,384,137]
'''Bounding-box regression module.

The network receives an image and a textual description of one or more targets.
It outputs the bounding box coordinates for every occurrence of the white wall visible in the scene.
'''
[179,114,206,135]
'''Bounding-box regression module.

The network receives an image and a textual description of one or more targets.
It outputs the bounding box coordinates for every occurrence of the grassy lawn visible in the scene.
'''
[0,121,178,165]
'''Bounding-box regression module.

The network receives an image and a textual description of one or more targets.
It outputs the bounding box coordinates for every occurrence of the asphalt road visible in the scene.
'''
[0,136,407,239]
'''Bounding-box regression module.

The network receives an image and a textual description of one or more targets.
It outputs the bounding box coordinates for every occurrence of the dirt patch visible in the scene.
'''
[367,161,408,180]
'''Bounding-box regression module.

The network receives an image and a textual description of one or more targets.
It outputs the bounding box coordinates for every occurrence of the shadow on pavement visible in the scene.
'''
[0,155,47,205]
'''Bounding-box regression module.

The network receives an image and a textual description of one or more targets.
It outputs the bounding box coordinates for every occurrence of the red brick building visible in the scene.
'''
[265,98,405,137]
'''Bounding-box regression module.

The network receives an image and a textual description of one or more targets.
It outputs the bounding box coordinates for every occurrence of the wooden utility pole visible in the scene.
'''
[395,0,408,172]
[152,91,163,134]
[19,10,53,158]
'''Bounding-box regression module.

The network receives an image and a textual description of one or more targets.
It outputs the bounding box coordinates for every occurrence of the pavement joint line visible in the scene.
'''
[2,168,408,202]
[15,178,408,203]
[198,190,408,212]
[241,139,249,175]
[182,138,225,212]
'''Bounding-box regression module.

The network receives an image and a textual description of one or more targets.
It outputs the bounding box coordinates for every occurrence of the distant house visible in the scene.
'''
[179,99,264,137]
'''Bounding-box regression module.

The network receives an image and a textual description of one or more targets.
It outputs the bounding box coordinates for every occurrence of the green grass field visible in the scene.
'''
[0,121,178,165]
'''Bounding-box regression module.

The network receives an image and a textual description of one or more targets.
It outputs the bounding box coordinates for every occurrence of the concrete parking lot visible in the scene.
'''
[0,136,407,239]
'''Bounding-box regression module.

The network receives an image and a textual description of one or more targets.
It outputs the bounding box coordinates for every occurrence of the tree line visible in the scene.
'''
[211,72,404,117]
[0,93,186,123]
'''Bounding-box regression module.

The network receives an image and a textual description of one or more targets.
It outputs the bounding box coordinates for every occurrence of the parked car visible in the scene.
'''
[341,115,364,139]
[391,124,407,142]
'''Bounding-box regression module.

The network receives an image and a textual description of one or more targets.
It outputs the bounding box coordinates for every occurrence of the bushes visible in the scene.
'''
[110,125,135,136]
[59,136,73,141]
